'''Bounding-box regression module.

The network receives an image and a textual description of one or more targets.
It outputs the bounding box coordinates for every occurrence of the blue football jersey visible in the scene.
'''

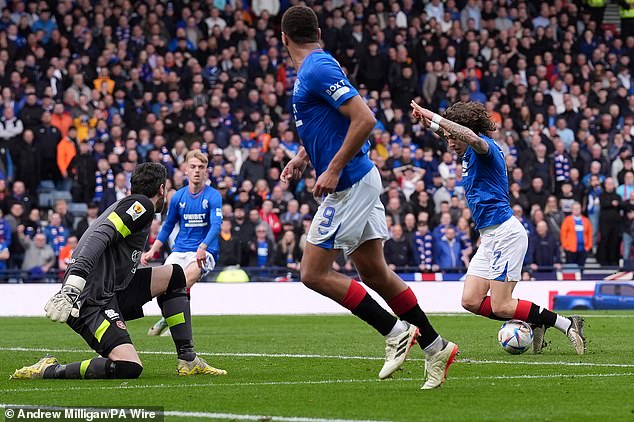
[461,136,514,230]
[157,185,223,259]
[292,49,373,191]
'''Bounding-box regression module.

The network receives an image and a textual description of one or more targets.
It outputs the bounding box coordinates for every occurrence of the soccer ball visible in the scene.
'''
[498,320,533,354]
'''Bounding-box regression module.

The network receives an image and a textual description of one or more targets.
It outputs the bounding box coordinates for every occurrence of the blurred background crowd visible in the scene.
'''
[0,0,632,281]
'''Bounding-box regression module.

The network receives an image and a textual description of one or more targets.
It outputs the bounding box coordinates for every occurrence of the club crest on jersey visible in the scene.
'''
[126,201,146,221]
[325,79,350,101]
[202,199,208,209]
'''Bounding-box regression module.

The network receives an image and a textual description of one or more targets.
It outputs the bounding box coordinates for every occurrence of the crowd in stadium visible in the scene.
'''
[0,0,631,281]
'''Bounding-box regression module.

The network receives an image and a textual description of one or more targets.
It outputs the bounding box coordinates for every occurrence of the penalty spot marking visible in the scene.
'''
[4,373,634,395]
[0,404,385,422]
[2,347,634,368]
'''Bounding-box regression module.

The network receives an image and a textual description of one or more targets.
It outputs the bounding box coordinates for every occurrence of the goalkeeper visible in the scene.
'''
[11,163,226,380]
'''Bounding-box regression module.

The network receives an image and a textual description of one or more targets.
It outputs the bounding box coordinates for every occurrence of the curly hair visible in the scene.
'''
[442,101,497,135]
[131,162,167,198]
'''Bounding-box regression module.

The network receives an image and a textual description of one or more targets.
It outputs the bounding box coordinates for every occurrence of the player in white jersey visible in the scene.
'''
[411,100,585,355]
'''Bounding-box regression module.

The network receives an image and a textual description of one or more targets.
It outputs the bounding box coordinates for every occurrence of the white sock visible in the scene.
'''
[385,320,408,338]
[554,315,571,333]
[423,335,444,356]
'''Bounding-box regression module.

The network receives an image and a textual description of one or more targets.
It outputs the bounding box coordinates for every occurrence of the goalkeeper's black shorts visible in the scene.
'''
[66,267,153,357]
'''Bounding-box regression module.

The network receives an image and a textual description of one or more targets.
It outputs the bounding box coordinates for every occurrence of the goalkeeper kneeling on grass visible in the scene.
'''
[11,163,226,380]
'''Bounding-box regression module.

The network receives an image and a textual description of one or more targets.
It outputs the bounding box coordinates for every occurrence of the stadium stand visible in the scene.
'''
[0,0,632,282]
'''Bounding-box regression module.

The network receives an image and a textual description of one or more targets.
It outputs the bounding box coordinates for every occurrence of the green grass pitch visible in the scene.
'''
[1,312,633,422]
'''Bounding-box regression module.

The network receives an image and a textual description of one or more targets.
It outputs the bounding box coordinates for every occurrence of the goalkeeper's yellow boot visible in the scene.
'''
[177,356,227,376]
[10,355,59,380]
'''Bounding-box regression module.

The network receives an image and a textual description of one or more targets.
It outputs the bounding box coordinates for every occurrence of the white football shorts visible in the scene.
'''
[307,166,389,255]
[165,251,216,279]
[467,215,528,282]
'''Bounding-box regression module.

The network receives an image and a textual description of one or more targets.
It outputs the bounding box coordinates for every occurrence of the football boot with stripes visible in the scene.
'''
[379,322,419,379]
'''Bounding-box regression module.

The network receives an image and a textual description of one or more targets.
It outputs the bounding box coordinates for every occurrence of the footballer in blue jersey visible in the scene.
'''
[411,100,586,355]
[142,150,222,336]
[280,5,457,390]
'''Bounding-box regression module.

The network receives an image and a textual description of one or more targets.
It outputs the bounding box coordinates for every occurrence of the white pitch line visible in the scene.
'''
[0,404,386,422]
[3,347,634,368]
[4,372,634,395]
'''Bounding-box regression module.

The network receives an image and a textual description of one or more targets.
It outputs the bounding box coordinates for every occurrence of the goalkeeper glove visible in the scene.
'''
[44,275,86,323]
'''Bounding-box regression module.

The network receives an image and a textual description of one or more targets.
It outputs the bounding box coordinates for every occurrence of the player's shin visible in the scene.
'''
[387,287,444,354]
[159,264,196,361]
[513,299,571,333]
[42,358,142,379]
[343,279,399,336]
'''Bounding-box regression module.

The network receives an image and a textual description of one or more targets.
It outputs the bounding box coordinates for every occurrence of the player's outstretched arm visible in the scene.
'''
[410,101,489,154]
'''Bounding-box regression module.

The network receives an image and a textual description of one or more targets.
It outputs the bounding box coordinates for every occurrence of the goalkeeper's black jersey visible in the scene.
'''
[65,194,155,307]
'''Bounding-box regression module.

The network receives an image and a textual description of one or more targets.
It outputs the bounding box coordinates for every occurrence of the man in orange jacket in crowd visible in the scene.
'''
[560,202,593,268]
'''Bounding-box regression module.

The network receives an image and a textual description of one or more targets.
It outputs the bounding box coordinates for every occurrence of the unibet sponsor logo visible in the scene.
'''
[184,213,208,228]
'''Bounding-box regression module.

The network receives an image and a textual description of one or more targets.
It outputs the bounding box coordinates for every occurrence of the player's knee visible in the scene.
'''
[461,296,481,314]
[300,267,326,290]
[167,264,187,293]
[112,360,143,379]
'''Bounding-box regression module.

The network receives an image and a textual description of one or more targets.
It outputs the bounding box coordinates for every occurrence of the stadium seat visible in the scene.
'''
[52,191,72,202]
[37,192,53,208]
[69,202,88,218]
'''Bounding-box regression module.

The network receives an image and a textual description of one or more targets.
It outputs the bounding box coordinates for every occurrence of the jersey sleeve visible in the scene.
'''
[478,136,499,159]
[156,190,181,245]
[307,55,359,110]
[106,195,155,239]
[202,190,223,248]
[67,196,154,280]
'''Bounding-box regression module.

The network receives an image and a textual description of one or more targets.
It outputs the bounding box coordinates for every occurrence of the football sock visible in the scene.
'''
[476,296,508,321]
[554,315,572,333]
[386,320,408,338]
[423,335,448,356]
[43,358,142,379]
[342,279,398,336]
[387,287,439,350]
[513,300,557,328]
[159,265,196,361]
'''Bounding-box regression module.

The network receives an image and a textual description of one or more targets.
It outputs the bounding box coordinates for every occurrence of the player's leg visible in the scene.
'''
[462,275,508,321]
[488,218,585,354]
[350,238,458,389]
[12,303,143,380]
[461,229,510,321]
[152,254,207,337]
[149,263,226,374]
[300,242,400,337]
[148,252,202,336]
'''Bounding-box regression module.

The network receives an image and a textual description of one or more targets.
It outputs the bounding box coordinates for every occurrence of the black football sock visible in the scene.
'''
[341,279,398,336]
[44,358,114,379]
[387,288,439,349]
[351,294,399,336]
[159,265,196,361]
[514,300,558,327]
